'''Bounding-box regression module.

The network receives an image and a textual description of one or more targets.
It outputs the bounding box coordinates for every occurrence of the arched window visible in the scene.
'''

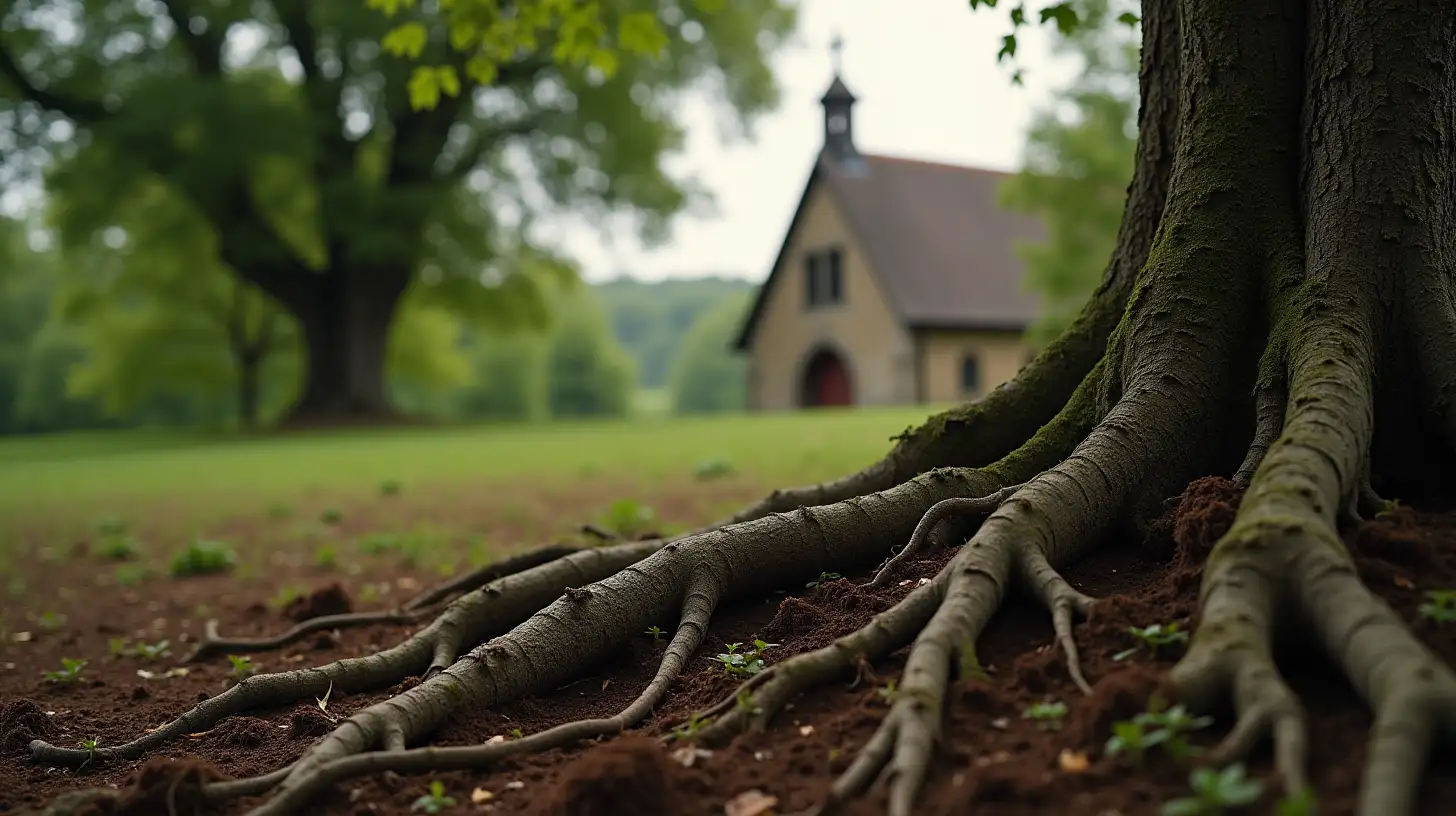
[960,353,981,396]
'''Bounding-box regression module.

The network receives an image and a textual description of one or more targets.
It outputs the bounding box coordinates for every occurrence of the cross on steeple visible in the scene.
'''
[830,32,844,74]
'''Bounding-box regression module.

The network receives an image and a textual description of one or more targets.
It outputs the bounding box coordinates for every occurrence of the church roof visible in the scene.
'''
[734,152,1045,350]
[819,75,856,104]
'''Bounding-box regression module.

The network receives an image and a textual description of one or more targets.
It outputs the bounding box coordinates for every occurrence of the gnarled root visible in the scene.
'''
[183,543,586,661]
[868,483,1025,588]
[29,540,661,766]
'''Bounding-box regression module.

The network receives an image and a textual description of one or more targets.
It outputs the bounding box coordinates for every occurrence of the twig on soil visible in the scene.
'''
[868,483,1025,588]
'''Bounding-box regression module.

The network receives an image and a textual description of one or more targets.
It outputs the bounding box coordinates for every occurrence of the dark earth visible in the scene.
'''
[2,477,1454,815]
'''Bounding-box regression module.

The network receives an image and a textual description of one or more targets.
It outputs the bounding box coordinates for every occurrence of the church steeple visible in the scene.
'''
[820,34,857,162]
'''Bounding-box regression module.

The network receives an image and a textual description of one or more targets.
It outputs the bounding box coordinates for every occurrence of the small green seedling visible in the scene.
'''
[320,507,344,525]
[314,544,339,569]
[76,736,100,771]
[1161,764,1264,815]
[170,539,237,577]
[806,571,843,588]
[227,655,257,679]
[1107,703,1213,765]
[693,458,735,481]
[645,625,664,641]
[411,780,456,814]
[380,479,403,496]
[1114,622,1190,661]
[671,712,709,741]
[509,727,523,739]
[1022,700,1069,730]
[714,639,779,677]
[43,658,88,684]
[267,585,307,611]
[96,533,141,560]
[734,688,762,715]
[36,611,67,632]
[601,499,657,538]
[111,639,169,661]
[1376,497,1403,518]
[876,679,901,702]
[1418,589,1456,625]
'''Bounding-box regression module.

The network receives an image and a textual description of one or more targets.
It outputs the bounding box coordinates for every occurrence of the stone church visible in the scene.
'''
[733,67,1044,410]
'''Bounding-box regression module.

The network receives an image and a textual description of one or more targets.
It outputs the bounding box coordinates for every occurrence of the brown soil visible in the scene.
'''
[2,476,1454,815]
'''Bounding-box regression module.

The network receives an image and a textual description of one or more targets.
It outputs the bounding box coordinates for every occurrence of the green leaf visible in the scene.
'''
[968,0,1000,8]
[407,66,443,110]
[997,33,1017,62]
[435,65,461,99]
[464,54,499,86]
[1039,3,1080,36]
[382,22,429,59]
[1010,4,1026,26]
[365,0,416,17]
[618,11,669,56]
[1118,11,1141,27]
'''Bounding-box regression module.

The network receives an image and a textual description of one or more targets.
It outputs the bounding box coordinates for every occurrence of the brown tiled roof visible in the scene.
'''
[735,152,1044,350]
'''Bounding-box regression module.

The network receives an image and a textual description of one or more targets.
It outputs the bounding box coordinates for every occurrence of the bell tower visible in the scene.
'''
[820,34,858,162]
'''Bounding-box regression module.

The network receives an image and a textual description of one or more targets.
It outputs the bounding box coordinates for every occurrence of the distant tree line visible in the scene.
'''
[0,218,751,435]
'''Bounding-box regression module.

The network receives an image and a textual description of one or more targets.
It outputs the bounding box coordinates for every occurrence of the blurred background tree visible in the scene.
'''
[998,0,1138,348]
[0,0,794,423]
[668,291,750,414]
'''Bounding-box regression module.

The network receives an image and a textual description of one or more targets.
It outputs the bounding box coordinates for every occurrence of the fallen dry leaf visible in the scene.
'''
[486,735,506,745]
[798,724,814,736]
[601,679,610,690]
[1058,749,1090,773]
[1394,574,1415,589]
[11,631,32,643]
[505,780,524,790]
[470,787,494,804]
[725,789,778,816]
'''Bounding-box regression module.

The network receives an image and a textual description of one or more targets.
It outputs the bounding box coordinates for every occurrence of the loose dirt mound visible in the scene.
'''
[539,736,681,816]
[283,583,353,622]
[0,698,54,755]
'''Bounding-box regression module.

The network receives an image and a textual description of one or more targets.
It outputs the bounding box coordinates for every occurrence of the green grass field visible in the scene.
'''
[0,406,945,548]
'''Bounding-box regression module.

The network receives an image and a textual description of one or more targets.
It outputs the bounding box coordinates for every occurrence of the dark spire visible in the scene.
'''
[820,33,857,162]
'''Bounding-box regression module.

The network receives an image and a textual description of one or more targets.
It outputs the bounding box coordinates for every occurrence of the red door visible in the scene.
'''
[804,350,853,407]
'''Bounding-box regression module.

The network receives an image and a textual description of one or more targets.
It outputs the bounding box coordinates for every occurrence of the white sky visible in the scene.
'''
[561,0,1075,284]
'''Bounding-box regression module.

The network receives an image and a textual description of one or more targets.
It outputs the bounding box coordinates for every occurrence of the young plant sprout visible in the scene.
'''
[410,780,455,814]
[76,736,100,772]
[1106,703,1213,765]
[227,654,257,679]
[1418,589,1456,624]
[671,712,709,741]
[644,625,664,640]
[876,679,901,702]
[714,639,778,677]
[1160,763,1264,815]
[1113,622,1191,661]
[42,658,87,684]
[1022,700,1069,730]
[806,571,843,588]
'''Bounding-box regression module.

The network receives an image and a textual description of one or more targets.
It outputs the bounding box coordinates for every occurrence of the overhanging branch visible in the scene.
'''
[158,0,224,76]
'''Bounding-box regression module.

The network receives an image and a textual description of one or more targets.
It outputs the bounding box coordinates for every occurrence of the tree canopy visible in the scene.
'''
[0,0,795,421]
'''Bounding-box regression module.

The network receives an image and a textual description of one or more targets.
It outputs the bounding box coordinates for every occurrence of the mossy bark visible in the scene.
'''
[28,1,1456,815]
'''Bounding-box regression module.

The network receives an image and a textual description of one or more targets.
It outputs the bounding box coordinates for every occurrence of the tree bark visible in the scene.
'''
[284,268,412,425]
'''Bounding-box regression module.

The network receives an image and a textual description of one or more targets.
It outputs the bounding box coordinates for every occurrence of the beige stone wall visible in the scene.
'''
[746,183,915,410]
[915,329,1030,404]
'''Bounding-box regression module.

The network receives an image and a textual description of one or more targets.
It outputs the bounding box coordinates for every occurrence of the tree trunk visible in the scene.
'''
[285,268,412,425]
[27,1,1456,815]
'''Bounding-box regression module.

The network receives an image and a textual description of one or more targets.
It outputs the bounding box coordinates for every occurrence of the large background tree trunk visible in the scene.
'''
[285,269,412,425]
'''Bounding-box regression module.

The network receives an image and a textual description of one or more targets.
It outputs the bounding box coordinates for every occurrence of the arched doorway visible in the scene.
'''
[800,347,854,407]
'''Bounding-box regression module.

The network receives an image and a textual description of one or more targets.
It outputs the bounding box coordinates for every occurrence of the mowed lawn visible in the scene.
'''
[0,406,944,569]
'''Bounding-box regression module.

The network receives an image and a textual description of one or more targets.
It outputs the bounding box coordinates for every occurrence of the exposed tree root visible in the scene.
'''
[30,540,662,766]
[184,543,586,661]
[868,483,1025,588]
[240,574,721,816]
